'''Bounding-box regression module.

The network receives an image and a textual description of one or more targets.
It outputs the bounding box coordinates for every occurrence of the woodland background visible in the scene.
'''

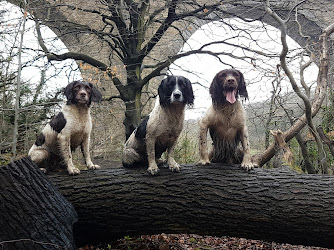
[1,0,334,175]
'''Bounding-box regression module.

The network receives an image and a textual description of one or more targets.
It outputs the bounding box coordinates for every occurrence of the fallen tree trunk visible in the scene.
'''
[45,160,334,248]
[0,158,77,250]
[2,158,334,248]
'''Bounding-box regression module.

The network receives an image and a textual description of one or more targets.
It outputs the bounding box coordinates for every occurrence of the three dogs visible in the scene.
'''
[29,80,102,175]
[30,69,254,175]
[122,75,194,175]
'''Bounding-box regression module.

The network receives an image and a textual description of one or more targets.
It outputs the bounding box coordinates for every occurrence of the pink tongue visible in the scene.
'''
[226,90,236,104]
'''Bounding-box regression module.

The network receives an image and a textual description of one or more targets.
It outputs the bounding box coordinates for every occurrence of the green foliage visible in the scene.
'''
[124,235,132,241]
[322,91,334,132]
[0,153,11,166]
[123,235,132,250]
[174,135,199,164]
[189,237,198,244]
[289,135,316,172]
[289,133,334,174]
[288,137,304,172]
[305,142,334,173]
[287,161,303,173]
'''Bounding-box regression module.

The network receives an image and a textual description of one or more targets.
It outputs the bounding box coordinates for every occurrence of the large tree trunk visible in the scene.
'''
[3,158,334,248]
[119,79,143,140]
[50,160,334,248]
[0,158,77,250]
[123,95,142,139]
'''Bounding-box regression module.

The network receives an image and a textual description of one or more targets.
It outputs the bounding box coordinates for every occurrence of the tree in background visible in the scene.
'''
[253,0,334,173]
[2,0,334,172]
[7,0,284,139]
[0,4,63,162]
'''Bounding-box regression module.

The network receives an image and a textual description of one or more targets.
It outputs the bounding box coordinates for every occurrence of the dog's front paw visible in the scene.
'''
[169,161,181,172]
[88,164,100,170]
[241,161,254,171]
[68,166,80,175]
[198,159,211,165]
[147,165,159,176]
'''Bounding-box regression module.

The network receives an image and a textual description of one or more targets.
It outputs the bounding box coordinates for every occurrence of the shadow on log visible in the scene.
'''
[2,158,334,249]
[0,158,77,250]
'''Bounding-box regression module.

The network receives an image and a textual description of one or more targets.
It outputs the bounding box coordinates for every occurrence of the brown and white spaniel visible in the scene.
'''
[28,80,102,175]
[198,69,255,170]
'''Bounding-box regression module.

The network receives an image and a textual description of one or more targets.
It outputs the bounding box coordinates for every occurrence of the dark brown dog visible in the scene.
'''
[198,69,254,170]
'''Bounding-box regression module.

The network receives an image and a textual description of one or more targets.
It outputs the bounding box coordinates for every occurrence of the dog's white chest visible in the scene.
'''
[63,107,91,148]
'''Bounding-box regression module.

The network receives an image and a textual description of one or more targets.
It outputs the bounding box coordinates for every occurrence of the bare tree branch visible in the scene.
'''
[254,1,334,168]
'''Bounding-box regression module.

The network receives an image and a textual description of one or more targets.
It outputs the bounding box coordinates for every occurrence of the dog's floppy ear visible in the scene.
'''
[158,77,170,107]
[184,77,194,106]
[237,71,248,99]
[89,82,103,103]
[64,81,76,105]
[209,73,225,106]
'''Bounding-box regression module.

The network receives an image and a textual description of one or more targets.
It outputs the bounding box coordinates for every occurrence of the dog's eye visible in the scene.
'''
[85,86,92,92]
[233,72,239,77]
[222,73,227,78]
[74,85,80,90]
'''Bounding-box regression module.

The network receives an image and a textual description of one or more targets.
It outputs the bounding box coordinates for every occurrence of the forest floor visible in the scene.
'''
[78,233,332,250]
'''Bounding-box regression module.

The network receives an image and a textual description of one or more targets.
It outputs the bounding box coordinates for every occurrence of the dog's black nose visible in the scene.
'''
[174,93,181,99]
[227,79,235,84]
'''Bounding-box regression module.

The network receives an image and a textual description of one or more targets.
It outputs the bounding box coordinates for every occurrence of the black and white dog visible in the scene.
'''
[122,75,194,175]
[28,80,102,175]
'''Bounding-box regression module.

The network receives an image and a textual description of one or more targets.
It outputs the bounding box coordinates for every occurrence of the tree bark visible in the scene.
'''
[294,132,316,174]
[122,88,143,139]
[45,160,334,248]
[3,158,334,248]
[0,158,77,250]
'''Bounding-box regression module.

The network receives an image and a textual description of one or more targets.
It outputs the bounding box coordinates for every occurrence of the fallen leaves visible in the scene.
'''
[79,233,332,250]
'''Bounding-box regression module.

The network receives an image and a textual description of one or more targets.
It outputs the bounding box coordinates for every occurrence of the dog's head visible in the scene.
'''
[209,69,248,106]
[64,80,102,106]
[158,75,194,107]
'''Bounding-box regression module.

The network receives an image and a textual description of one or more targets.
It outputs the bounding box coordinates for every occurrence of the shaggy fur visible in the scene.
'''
[198,69,254,170]
[122,75,194,175]
[28,80,102,175]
